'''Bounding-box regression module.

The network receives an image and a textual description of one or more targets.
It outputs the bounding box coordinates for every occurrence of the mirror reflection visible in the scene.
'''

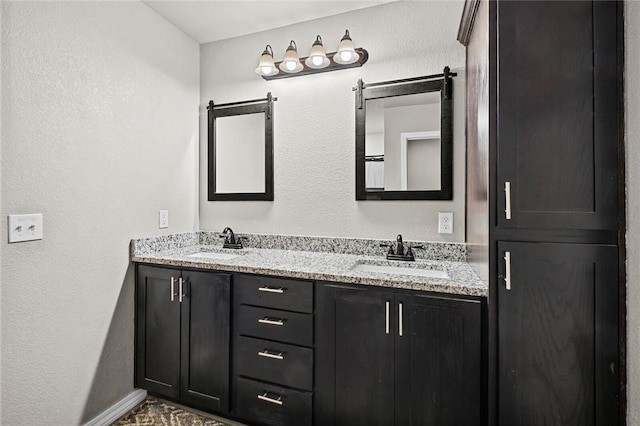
[207,93,275,201]
[365,92,442,191]
[215,114,265,193]
[355,67,454,200]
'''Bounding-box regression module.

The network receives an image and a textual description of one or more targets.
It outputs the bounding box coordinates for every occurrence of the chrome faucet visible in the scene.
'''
[220,227,243,249]
[380,234,423,261]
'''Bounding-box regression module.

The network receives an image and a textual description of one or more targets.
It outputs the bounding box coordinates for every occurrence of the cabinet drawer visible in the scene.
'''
[236,336,313,391]
[236,377,312,426]
[235,274,313,313]
[237,305,313,346]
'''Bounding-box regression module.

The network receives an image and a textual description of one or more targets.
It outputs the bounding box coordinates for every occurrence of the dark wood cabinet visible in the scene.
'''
[179,269,231,410]
[460,0,623,423]
[315,283,483,426]
[315,285,394,426]
[497,242,619,425]
[232,274,314,426]
[135,266,181,400]
[495,1,619,231]
[395,292,482,426]
[136,265,231,413]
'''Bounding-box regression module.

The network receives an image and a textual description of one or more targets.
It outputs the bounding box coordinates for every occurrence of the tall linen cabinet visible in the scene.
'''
[459,1,624,425]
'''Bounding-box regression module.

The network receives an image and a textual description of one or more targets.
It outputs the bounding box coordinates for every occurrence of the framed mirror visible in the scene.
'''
[355,67,455,200]
[208,93,275,201]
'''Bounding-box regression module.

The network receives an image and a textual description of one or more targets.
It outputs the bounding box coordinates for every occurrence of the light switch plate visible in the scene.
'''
[8,214,44,243]
[438,212,453,234]
[159,210,169,229]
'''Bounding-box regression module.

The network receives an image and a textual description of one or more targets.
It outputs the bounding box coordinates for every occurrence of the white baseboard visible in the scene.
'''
[84,389,147,426]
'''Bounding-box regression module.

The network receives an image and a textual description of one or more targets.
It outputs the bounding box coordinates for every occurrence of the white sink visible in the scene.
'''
[353,263,449,279]
[187,252,241,261]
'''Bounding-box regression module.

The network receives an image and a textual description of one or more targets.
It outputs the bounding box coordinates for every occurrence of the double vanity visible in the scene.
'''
[132,231,486,426]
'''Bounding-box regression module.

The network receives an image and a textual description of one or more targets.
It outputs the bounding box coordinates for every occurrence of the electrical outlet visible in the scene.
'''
[159,210,169,229]
[8,214,44,243]
[438,212,453,234]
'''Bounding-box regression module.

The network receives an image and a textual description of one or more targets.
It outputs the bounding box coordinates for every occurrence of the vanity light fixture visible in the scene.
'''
[334,30,359,64]
[255,45,279,77]
[279,40,304,73]
[305,35,330,69]
[255,29,368,81]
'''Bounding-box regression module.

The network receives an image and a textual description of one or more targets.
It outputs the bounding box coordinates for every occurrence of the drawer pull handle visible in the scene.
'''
[398,302,403,337]
[258,286,285,294]
[258,317,285,326]
[385,301,390,334]
[505,181,512,220]
[504,251,512,291]
[258,350,284,360]
[178,277,185,303]
[258,392,283,406]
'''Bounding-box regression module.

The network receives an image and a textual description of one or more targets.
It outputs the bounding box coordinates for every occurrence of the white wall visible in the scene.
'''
[200,1,466,242]
[627,1,640,423]
[0,2,199,424]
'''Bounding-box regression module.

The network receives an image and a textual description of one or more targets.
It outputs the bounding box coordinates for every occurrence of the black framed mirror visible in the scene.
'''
[208,93,275,201]
[355,67,455,200]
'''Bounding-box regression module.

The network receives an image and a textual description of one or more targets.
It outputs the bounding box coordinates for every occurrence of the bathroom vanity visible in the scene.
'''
[132,232,486,426]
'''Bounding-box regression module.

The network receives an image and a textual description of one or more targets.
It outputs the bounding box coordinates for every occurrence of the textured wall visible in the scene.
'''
[200,1,466,242]
[627,1,639,422]
[0,2,199,424]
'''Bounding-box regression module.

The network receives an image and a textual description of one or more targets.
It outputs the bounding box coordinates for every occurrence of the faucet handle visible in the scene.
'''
[410,245,424,250]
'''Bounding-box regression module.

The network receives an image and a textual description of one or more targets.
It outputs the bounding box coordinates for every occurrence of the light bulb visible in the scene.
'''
[311,55,323,66]
[340,51,353,62]
[261,66,273,75]
[284,60,297,71]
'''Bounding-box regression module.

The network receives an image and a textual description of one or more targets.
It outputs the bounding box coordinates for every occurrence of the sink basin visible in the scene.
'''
[187,252,241,261]
[353,263,449,279]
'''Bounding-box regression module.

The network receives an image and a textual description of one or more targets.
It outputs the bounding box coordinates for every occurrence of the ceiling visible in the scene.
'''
[142,1,397,44]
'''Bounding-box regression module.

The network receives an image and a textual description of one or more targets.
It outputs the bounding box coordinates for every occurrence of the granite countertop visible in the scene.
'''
[131,233,487,297]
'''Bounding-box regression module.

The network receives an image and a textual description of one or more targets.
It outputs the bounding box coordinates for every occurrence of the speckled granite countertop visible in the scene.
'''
[131,233,487,297]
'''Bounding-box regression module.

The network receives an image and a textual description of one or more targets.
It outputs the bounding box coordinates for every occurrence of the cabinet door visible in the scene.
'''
[180,270,231,412]
[135,265,181,400]
[315,283,395,426]
[395,294,482,426]
[496,1,618,230]
[498,242,618,425]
